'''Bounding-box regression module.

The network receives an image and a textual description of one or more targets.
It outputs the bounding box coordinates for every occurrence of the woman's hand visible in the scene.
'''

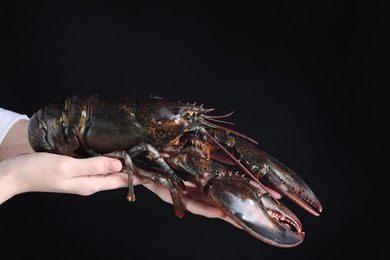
[0,153,126,196]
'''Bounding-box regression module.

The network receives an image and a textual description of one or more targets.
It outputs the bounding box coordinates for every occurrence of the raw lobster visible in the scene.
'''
[28,95,322,247]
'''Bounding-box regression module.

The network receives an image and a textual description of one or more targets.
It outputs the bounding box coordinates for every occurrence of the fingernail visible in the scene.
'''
[108,160,122,172]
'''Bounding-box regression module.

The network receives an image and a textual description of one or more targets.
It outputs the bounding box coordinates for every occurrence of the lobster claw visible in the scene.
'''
[165,148,307,247]
[258,152,323,216]
[207,129,323,217]
[207,174,304,247]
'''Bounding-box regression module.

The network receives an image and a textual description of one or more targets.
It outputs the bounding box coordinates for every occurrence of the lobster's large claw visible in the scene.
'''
[165,149,307,247]
[258,152,322,216]
[209,130,322,217]
[207,175,304,248]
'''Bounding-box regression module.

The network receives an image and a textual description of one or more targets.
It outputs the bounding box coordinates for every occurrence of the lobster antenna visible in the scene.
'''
[202,120,259,145]
[203,110,235,119]
[203,116,235,125]
[200,128,279,203]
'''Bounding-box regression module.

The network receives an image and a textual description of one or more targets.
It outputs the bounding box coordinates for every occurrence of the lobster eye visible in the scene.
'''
[185,110,197,120]
[182,111,192,121]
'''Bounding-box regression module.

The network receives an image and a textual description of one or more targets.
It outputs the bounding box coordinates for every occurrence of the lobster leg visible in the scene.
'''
[133,164,185,218]
[128,142,185,190]
[103,150,137,201]
[103,142,186,200]
[103,150,186,217]
[165,149,305,247]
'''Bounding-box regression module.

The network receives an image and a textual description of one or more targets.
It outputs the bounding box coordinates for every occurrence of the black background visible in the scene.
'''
[0,1,387,259]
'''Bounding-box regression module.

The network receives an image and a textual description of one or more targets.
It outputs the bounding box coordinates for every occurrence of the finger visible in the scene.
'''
[180,195,226,219]
[67,157,123,177]
[179,186,244,229]
[145,181,226,219]
[65,172,128,195]
[143,182,173,203]
[221,216,243,229]
[180,185,216,206]
[143,181,243,229]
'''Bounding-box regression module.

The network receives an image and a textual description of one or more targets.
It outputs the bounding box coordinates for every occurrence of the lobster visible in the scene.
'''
[27,95,322,248]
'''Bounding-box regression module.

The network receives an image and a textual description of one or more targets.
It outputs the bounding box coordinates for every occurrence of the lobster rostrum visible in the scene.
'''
[28,95,322,248]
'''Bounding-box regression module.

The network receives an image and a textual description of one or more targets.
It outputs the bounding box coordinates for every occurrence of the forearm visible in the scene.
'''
[0,119,34,161]
[0,119,34,203]
[0,158,22,204]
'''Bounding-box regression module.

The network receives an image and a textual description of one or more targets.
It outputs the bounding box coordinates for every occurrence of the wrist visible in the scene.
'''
[0,159,23,204]
[0,119,34,161]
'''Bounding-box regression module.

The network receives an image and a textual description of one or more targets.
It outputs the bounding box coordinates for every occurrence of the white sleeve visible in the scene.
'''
[0,108,30,145]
